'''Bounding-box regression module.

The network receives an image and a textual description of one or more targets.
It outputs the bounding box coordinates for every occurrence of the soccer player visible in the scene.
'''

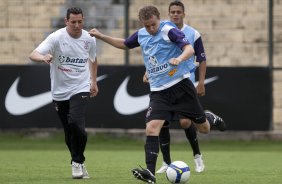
[89,5,224,184]
[29,7,98,179]
[154,0,225,174]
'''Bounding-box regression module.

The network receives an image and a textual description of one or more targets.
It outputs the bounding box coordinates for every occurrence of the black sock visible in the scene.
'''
[184,124,201,156]
[159,126,171,164]
[145,136,159,175]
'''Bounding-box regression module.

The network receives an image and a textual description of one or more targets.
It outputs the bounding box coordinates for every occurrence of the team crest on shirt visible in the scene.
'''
[84,41,90,49]
[148,56,158,67]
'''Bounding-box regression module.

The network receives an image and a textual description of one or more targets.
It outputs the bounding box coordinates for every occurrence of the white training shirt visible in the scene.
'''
[35,28,97,101]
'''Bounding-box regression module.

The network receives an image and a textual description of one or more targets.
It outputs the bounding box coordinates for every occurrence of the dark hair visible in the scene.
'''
[138,6,160,21]
[169,1,185,12]
[66,7,83,20]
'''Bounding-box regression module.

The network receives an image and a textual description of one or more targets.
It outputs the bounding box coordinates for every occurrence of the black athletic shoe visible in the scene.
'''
[132,166,156,184]
[205,110,227,131]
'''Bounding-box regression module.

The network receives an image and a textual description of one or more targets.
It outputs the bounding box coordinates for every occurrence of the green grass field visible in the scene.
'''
[0,132,281,184]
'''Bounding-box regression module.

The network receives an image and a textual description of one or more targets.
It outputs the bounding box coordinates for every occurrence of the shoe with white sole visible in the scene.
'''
[71,161,83,179]
[194,154,205,173]
[82,164,90,179]
[156,161,168,174]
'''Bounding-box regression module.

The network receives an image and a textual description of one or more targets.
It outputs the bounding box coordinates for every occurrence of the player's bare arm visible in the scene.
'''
[196,61,206,96]
[169,44,194,66]
[29,50,53,64]
[89,57,98,97]
[89,28,127,49]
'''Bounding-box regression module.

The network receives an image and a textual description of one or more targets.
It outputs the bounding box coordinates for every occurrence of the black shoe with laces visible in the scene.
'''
[205,110,227,131]
[132,166,156,184]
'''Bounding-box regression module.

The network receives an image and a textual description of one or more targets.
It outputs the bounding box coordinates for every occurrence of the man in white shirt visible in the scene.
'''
[29,7,98,179]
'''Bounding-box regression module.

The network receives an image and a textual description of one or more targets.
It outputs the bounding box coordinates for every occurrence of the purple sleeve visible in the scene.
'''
[194,37,206,62]
[124,31,140,49]
[167,28,190,49]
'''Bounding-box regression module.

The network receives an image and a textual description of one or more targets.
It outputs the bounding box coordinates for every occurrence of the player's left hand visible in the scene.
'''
[169,58,181,66]
[90,82,98,97]
[196,82,205,96]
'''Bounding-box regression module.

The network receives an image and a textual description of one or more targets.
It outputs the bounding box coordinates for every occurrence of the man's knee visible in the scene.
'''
[179,119,192,129]
[146,120,164,136]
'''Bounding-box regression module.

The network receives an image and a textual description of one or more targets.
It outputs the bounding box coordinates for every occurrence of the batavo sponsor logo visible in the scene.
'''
[58,55,88,67]
[148,63,170,75]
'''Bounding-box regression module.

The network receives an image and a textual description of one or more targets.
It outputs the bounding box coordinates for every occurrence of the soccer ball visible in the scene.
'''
[166,161,190,184]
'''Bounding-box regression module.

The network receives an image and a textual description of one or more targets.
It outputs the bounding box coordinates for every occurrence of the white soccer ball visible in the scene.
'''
[166,161,190,184]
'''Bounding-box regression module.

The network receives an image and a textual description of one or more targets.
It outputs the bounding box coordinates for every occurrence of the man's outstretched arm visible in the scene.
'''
[89,28,127,49]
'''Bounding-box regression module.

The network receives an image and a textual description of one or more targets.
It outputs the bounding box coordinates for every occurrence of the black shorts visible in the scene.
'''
[145,78,206,124]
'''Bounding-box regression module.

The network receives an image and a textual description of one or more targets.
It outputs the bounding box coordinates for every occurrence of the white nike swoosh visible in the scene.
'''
[114,77,150,115]
[5,77,52,116]
[114,76,219,115]
[193,76,219,87]
[5,75,107,116]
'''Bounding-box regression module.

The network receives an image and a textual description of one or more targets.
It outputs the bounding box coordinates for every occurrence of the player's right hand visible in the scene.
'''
[89,28,102,38]
[43,54,53,64]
